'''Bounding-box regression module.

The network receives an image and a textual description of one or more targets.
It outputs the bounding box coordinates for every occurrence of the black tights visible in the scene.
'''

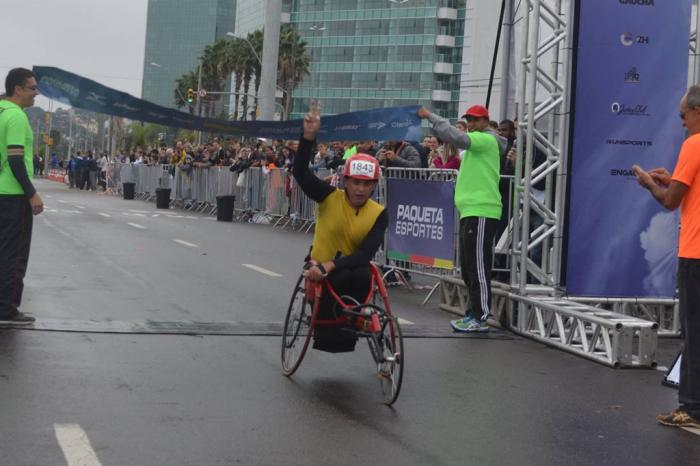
[317,265,371,319]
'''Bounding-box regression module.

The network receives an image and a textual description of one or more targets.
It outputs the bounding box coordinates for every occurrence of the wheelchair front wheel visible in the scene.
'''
[369,315,404,405]
[281,275,315,376]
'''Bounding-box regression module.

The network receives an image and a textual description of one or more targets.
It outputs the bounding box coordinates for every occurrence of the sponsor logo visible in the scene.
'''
[611,102,649,116]
[395,205,445,241]
[624,67,640,83]
[606,138,653,147]
[610,168,636,176]
[619,0,654,6]
[620,32,650,46]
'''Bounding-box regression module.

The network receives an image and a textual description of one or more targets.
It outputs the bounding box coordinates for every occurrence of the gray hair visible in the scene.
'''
[686,85,700,108]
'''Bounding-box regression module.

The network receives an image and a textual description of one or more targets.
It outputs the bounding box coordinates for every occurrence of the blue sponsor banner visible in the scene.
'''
[566,0,691,297]
[33,66,422,142]
[386,179,455,268]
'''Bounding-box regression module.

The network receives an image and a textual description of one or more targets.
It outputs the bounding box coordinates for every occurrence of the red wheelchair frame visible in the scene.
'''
[281,262,404,405]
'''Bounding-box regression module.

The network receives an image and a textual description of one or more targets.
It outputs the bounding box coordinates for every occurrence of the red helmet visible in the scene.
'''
[344,153,380,181]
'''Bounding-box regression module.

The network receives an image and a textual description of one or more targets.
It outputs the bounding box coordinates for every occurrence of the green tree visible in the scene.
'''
[200,38,233,117]
[175,128,196,143]
[126,122,167,149]
[277,24,310,119]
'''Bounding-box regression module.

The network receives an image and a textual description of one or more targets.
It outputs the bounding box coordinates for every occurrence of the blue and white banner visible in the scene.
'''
[386,179,455,269]
[33,66,422,142]
[566,0,691,297]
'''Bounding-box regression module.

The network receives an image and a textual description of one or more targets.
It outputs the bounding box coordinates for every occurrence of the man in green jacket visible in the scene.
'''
[418,105,504,332]
[0,68,43,324]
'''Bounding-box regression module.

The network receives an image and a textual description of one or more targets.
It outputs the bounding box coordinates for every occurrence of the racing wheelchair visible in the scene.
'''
[281,262,404,405]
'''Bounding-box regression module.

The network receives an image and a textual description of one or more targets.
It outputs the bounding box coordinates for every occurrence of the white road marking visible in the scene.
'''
[62,210,83,214]
[656,366,668,372]
[242,263,282,277]
[173,239,199,248]
[97,212,111,218]
[54,424,102,466]
[166,214,184,219]
[75,205,86,209]
[127,222,145,229]
[682,427,700,436]
[185,216,197,219]
[46,195,53,198]
[58,199,67,203]
[46,209,58,213]
[128,209,151,214]
[123,212,146,217]
[398,318,415,326]
[152,214,160,218]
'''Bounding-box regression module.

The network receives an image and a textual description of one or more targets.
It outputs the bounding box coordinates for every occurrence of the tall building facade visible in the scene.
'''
[142,0,236,108]
[289,0,467,120]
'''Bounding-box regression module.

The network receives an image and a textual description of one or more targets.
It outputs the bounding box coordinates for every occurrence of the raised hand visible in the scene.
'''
[303,110,321,141]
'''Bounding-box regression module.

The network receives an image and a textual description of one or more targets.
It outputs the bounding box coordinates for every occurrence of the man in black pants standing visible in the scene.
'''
[0,68,43,324]
[634,85,700,429]
[418,105,506,332]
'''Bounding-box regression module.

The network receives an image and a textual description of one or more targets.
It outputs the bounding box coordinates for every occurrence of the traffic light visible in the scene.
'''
[186,88,194,104]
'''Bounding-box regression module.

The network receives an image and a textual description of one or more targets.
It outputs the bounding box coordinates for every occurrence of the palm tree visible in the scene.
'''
[239,32,261,121]
[227,39,246,120]
[200,39,232,117]
[277,24,311,119]
[247,30,263,119]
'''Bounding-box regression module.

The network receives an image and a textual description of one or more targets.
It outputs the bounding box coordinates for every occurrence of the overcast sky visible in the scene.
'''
[0,0,148,110]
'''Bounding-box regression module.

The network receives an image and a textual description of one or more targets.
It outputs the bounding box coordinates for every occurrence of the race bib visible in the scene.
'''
[348,160,376,178]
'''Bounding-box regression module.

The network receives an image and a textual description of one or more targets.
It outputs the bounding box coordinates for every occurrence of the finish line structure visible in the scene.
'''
[438,0,695,368]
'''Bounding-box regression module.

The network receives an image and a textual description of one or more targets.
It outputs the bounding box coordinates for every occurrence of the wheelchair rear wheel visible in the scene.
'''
[281,275,315,376]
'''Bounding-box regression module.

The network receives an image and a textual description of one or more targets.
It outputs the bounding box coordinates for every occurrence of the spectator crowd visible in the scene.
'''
[52,117,521,191]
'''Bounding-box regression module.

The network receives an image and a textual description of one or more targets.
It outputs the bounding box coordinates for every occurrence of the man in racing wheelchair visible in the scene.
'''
[292,108,388,353]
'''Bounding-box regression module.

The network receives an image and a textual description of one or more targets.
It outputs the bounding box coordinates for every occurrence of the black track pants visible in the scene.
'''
[459,217,498,322]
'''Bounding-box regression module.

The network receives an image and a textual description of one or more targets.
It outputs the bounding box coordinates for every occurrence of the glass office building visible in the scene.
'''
[142,0,236,108]
[289,0,466,120]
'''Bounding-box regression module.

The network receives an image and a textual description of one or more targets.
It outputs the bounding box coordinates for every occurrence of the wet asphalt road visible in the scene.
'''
[0,179,698,466]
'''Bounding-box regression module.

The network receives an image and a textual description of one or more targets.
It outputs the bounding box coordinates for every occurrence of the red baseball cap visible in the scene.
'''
[462,105,490,119]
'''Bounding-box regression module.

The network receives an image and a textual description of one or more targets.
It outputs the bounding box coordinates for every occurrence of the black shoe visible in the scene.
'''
[0,312,36,325]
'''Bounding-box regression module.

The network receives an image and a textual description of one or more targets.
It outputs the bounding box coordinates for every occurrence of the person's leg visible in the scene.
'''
[458,217,477,316]
[466,218,497,322]
[0,196,32,318]
[679,258,700,418]
[313,266,370,352]
[330,266,372,304]
[453,217,495,332]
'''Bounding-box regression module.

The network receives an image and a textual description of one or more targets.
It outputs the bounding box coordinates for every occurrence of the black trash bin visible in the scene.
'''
[122,182,135,200]
[216,195,235,222]
[156,188,171,209]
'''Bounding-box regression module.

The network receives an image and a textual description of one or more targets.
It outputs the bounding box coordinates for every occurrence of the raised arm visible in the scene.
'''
[417,107,472,150]
[292,111,335,203]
